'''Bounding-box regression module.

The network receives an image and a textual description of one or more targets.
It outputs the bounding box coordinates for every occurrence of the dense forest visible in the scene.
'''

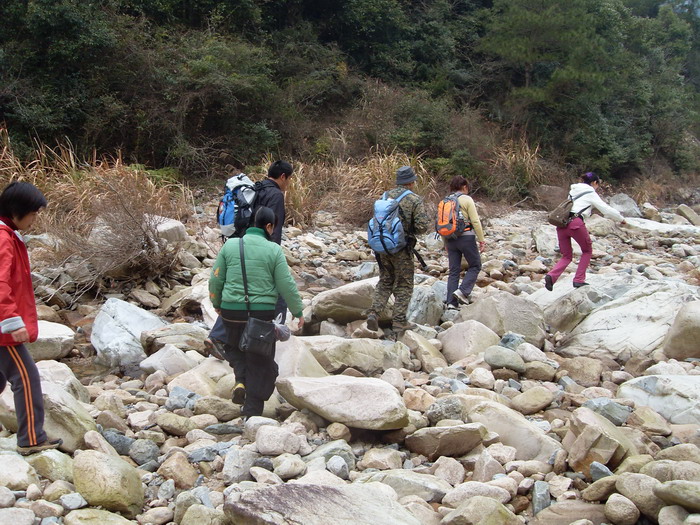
[1,0,699,183]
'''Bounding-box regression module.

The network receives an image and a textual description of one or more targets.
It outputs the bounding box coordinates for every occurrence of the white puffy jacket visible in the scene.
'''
[569,183,624,222]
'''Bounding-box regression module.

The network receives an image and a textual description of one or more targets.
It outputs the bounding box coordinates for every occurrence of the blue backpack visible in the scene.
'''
[367,190,413,254]
[217,174,258,238]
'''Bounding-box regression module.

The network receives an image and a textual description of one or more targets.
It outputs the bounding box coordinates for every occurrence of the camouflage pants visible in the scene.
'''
[369,248,414,324]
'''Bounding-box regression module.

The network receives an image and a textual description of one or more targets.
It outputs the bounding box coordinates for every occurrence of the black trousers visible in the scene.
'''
[220,309,277,417]
[0,344,47,447]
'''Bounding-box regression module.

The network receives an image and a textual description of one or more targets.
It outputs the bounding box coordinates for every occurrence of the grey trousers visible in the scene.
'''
[445,235,481,306]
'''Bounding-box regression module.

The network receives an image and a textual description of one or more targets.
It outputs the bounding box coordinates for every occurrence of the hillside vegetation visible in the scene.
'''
[1,0,700,190]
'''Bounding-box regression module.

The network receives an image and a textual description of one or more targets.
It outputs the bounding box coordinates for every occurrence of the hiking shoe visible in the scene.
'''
[573,281,589,288]
[392,320,418,333]
[366,313,379,332]
[18,438,62,456]
[544,275,553,292]
[204,338,227,360]
[232,383,246,405]
[453,290,470,305]
[445,304,459,311]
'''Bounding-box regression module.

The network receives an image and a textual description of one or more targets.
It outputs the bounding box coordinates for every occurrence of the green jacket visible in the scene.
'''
[209,228,304,318]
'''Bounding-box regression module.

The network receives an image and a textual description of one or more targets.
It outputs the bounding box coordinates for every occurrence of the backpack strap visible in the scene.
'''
[239,238,251,317]
[568,190,594,219]
[395,189,413,203]
[569,190,594,201]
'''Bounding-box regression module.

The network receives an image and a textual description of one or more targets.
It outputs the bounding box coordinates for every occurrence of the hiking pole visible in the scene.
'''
[413,249,428,271]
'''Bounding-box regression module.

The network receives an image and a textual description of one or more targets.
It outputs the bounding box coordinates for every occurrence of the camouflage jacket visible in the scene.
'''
[385,185,430,243]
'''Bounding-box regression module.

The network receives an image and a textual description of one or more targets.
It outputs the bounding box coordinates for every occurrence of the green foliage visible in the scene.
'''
[478,0,697,175]
[0,0,698,181]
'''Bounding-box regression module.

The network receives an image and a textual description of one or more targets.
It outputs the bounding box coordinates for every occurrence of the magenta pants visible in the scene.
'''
[547,217,592,284]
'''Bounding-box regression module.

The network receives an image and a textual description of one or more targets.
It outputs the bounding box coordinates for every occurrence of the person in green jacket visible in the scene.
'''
[209,206,305,417]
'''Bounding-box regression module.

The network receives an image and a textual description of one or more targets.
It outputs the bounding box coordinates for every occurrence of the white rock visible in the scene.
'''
[437,320,500,364]
[277,376,408,430]
[255,426,301,456]
[617,375,700,425]
[0,453,39,490]
[26,321,75,361]
[139,344,198,376]
[91,298,167,368]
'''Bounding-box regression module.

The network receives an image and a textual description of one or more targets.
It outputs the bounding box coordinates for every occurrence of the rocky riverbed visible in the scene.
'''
[0,195,699,525]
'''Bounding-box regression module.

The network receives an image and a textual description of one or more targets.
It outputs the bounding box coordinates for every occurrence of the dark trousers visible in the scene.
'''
[446,235,482,306]
[0,344,47,447]
[210,296,287,341]
[220,309,277,417]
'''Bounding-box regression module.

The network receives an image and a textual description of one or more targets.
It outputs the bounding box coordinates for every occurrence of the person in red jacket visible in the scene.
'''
[0,182,62,455]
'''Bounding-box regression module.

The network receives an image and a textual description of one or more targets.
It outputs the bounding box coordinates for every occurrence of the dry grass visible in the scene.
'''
[0,129,192,298]
[276,150,440,227]
[490,136,549,199]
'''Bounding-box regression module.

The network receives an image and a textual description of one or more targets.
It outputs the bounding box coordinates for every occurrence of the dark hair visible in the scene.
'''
[253,206,277,231]
[0,182,48,219]
[449,175,469,193]
[268,160,293,180]
[581,172,600,185]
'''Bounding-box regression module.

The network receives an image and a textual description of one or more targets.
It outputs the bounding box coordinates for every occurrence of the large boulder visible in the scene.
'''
[540,286,615,333]
[25,449,74,482]
[654,480,700,512]
[311,278,383,324]
[466,398,563,463]
[224,483,421,524]
[622,217,700,236]
[400,330,448,372]
[275,337,329,379]
[406,285,444,326]
[73,450,144,518]
[140,323,208,355]
[437,320,500,364]
[677,204,700,226]
[139,344,198,376]
[277,376,408,430]
[300,336,411,375]
[617,375,700,425]
[353,470,452,502]
[609,193,642,218]
[153,216,188,243]
[457,291,546,347]
[405,423,488,460]
[664,300,700,360]
[0,381,96,453]
[91,298,167,368]
[0,453,39,490]
[36,361,90,403]
[531,274,700,362]
[441,495,520,525]
[64,509,134,525]
[26,321,75,361]
[530,501,607,525]
[563,407,639,478]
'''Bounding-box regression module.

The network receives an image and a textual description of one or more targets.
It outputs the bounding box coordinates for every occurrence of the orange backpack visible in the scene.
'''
[436,194,471,239]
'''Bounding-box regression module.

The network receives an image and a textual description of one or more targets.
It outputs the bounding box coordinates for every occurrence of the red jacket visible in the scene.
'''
[0,220,38,345]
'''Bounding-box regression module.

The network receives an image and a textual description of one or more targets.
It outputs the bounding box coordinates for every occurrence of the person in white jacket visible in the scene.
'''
[545,172,626,290]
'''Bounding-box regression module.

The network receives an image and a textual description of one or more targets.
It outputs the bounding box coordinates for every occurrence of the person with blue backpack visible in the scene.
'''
[365,166,429,334]
[206,161,294,361]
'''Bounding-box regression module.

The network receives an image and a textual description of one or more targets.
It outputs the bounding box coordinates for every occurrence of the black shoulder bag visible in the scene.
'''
[238,238,277,359]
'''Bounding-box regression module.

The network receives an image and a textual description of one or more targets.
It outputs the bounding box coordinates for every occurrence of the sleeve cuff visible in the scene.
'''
[1,316,25,334]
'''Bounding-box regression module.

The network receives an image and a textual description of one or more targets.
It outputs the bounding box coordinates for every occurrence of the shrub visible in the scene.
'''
[0,129,192,300]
